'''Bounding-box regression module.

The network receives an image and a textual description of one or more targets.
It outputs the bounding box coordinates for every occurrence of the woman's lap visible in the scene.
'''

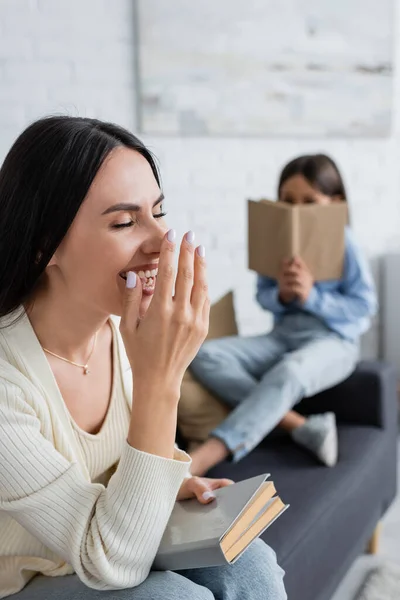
[9,569,214,600]
[176,539,286,600]
[10,540,286,600]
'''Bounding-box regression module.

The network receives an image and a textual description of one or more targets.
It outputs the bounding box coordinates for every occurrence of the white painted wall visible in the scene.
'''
[1,0,399,358]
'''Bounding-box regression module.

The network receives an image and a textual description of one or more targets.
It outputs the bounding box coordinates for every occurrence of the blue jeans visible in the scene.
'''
[8,539,286,599]
[191,313,359,461]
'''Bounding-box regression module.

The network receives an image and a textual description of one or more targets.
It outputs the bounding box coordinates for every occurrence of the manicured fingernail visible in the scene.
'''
[186,230,195,245]
[126,271,137,289]
[197,245,206,258]
[167,229,176,242]
[202,491,216,501]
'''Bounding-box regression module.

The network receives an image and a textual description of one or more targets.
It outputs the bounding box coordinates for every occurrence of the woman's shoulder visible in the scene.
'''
[0,357,38,404]
[0,309,51,405]
[0,360,38,422]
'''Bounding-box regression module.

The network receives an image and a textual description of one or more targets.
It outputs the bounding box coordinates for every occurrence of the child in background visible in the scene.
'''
[189,154,377,476]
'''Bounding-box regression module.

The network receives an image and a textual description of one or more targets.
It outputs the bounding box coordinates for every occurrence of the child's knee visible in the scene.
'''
[191,341,228,373]
[275,357,306,394]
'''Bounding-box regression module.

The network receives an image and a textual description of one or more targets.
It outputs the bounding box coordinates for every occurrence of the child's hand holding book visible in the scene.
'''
[277,259,297,305]
[278,257,314,305]
[288,257,314,304]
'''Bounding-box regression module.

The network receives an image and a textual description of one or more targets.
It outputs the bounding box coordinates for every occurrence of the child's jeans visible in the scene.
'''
[190,313,359,461]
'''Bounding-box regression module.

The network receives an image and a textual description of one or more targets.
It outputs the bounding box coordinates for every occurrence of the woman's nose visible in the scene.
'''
[142,218,168,253]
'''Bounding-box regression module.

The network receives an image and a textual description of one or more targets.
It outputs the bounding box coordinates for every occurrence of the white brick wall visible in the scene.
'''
[1,0,400,358]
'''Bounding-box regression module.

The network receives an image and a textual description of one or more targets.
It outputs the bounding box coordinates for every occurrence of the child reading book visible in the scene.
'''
[190,154,377,475]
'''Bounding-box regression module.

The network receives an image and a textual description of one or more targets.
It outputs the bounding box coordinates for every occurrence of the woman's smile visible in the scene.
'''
[119,262,159,296]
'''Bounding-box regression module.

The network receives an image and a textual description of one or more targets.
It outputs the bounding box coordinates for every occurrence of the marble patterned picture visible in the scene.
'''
[136,0,394,137]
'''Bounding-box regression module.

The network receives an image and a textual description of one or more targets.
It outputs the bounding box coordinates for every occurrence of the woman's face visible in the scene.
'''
[279,174,338,205]
[51,147,167,317]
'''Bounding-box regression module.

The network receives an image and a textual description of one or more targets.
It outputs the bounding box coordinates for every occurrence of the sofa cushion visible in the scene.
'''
[207,425,394,600]
[178,291,237,446]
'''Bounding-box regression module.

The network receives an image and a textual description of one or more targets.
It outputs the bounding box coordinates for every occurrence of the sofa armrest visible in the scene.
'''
[296,361,398,430]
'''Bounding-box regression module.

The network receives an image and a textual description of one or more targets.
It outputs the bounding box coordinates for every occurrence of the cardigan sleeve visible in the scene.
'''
[0,380,190,590]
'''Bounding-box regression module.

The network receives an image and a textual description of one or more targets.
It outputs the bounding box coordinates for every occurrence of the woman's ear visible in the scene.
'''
[47,254,57,267]
[37,250,57,267]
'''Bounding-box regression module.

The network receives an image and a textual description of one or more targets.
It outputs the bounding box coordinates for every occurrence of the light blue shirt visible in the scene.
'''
[256,228,378,342]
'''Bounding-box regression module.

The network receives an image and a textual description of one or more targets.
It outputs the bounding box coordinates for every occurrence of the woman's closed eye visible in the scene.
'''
[112,210,168,229]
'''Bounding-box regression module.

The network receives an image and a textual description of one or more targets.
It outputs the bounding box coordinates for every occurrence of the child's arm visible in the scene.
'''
[256,274,287,314]
[302,229,378,338]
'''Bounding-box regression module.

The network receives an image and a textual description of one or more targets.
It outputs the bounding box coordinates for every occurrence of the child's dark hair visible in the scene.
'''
[278,154,347,201]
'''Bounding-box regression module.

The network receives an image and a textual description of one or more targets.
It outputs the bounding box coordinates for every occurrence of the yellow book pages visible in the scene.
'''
[220,482,276,554]
[224,497,286,563]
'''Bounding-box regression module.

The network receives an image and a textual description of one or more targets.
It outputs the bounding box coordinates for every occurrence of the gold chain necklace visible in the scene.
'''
[42,333,98,375]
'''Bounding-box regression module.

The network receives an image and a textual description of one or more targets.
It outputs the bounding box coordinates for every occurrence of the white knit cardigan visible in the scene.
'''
[0,310,190,597]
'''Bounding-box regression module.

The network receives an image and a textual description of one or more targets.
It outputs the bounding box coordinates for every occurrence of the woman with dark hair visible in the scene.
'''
[190,154,377,476]
[0,117,286,599]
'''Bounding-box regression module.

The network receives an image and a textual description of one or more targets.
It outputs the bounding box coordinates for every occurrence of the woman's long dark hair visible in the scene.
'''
[278,154,347,201]
[0,116,160,319]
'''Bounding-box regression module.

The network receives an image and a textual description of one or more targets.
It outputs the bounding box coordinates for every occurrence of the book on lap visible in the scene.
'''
[153,474,288,571]
[248,199,348,281]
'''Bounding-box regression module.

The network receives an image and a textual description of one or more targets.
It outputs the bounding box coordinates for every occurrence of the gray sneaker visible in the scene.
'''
[291,412,338,467]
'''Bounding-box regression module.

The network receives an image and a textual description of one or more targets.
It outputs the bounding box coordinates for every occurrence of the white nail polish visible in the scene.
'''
[186,230,195,245]
[126,271,137,289]
[202,491,216,501]
[167,228,176,242]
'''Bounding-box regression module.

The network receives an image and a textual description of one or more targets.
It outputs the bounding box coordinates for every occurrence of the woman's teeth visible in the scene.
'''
[138,269,158,279]
[120,268,158,289]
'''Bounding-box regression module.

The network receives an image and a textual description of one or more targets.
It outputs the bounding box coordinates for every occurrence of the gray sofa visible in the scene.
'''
[203,361,398,600]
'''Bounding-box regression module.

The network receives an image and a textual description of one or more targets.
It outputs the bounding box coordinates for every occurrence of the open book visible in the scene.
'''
[248,199,348,281]
[153,474,288,571]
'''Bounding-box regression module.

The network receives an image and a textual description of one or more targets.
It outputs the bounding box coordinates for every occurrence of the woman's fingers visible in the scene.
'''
[191,477,217,504]
[178,477,213,504]
[152,229,176,305]
[179,477,235,504]
[194,477,235,504]
[174,231,196,307]
[202,296,211,332]
[119,272,143,334]
[191,245,208,312]
[209,478,235,490]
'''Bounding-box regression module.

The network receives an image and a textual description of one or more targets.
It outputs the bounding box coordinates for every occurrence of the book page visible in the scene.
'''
[297,203,347,281]
[225,498,288,563]
[292,206,299,257]
[220,482,276,553]
[248,200,293,279]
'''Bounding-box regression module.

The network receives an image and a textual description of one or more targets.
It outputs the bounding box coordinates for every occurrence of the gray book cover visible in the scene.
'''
[153,473,287,571]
